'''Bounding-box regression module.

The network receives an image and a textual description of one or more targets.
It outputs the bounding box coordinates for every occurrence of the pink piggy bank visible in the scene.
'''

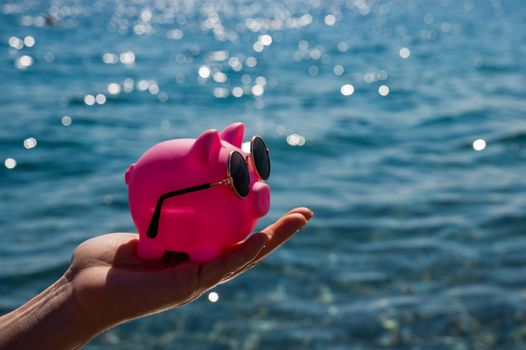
[125,122,271,262]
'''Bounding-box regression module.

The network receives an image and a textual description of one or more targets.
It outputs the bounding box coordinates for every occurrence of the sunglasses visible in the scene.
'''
[146,136,270,238]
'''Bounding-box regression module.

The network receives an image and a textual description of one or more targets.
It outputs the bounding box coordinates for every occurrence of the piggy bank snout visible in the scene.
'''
[251,181,270,217]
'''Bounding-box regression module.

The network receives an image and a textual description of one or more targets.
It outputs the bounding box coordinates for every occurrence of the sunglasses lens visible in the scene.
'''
[252,136,270,180]
[229,151,250,198]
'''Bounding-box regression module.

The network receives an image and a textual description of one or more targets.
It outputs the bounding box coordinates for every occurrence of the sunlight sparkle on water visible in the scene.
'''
[241,74,251,85]
[61,116,72,126]
[379,85,390,96]
[208,292,219,303]
[255,76,267,86]
[198,65,211,79]
[259,34,272,46]
[213,71,227,83]
[103,53,118,64]
[140,9,152,22]
[84,94,95,106]
[340,84,354,96]
[8,36,24,49]
[246,56,257,68]
[232,87,243,97]
[324,14,336,26]
[399,47,411,59]
[298,40,309,50]
[473,139,486,151]
[119,51,135,65]
[287,133,306,146]
[158,92,168,103]
[96,94,106,105]
[23,36,35,47]
[253,41,264,52]
[337,41,349,52]
[148,82,159,95]
[213,87,229,98]
[137,80,149,91]
[208,50,228,62]
[333,65,344,76]
[4,158,17,169]
[378,70,389,80]
[167,29,184,40]
[364,72,377,83]
[23,137,37,149]
[107,83,121,95]
[251,84,264,96]
[123,78,134,92]
[228,57,243,71]
[16,55,33,69]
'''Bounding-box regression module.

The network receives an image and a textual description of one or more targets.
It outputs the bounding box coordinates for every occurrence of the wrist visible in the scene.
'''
[0,271,98,350]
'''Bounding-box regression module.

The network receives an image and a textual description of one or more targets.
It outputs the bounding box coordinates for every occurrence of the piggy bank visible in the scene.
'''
[125,122,271,262]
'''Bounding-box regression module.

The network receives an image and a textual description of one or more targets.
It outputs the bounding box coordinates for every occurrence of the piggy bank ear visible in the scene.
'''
[220,122,244,148]
[190,129,222,165]
[125,163,135,185]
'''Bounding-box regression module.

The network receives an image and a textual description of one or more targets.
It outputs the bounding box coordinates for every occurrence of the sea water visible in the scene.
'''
[1,0,526,348]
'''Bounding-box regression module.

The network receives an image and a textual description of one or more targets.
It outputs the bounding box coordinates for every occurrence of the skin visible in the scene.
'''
[0,207,313,350]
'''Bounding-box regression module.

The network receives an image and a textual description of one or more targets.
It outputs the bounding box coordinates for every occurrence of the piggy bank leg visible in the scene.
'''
[189,248,221,263]
[137,239,165,260]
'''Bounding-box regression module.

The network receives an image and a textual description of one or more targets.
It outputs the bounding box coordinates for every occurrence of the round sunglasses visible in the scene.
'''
[146,136,270,238]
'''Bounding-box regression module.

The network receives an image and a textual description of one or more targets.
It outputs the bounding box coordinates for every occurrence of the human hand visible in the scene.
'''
[67,207,313,337]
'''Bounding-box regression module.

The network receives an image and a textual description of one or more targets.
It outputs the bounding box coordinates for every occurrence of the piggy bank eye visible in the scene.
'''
[229,151,250,198]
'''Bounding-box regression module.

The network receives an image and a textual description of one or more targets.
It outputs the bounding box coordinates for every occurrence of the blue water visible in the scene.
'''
[2,0,526,348]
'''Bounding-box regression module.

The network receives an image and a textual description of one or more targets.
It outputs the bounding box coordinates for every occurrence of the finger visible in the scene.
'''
[220,210,311,282]
[198,233,269,288]
[259,208,312,241]
[257,212,308,259]
[219,207,312,274]
[285,207,314,220]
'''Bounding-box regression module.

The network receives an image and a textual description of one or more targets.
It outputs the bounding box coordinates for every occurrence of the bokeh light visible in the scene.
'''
[23,137,37,149]
[15,55,33,69]
[84,94,96,106]
[324,14,336,26]
[107,83,121,95]
[399,47,411,59]
[198,65,211,79]
[287,133,306,146]
[8,36,24,49]
[473,138,487,151]
[208,292,219,303]
[378,85,390,96]
[23,36,35,47]
[95,94,106,105]
[4,158,17,169]
[340,84,355,96]
[61,116,72,127]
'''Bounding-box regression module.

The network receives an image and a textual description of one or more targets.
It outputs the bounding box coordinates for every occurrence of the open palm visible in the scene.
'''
[65,207,312,333]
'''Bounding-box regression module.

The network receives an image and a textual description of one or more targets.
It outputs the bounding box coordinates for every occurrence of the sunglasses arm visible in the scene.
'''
[146,179,232,238]
[146,182,215,238]
[146,199,165,238]
[210,177,233,187]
